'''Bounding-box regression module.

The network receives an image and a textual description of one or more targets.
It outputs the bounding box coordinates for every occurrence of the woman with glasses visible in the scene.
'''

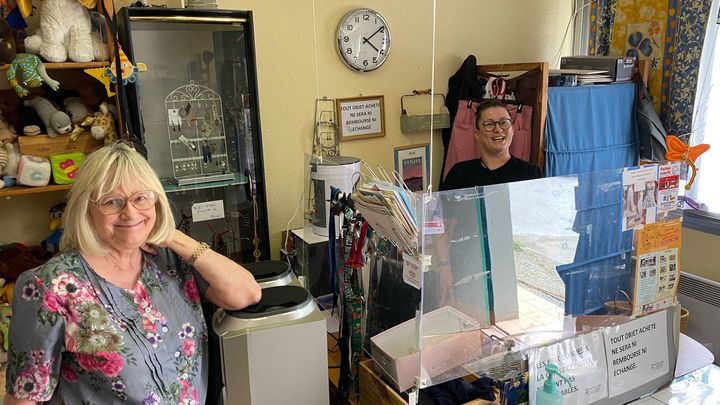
[441,99,541,190]
[4,142,261,405]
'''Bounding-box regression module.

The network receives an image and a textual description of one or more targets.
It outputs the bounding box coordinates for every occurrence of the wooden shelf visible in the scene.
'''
[0,184,71,197]
[0,61,107,71]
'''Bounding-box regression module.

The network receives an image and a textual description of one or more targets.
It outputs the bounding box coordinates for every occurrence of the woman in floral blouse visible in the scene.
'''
[5,142,262,405]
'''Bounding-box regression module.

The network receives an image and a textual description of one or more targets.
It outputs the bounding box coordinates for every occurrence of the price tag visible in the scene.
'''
[402,252,423,289]
[191,200,225,222]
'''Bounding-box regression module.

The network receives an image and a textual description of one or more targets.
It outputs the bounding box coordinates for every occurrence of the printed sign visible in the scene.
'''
[604,310,669,398]
[528,331,608,405]
[633,219,682,314]
[657,162,681,214]
[622,165,659,231]
[191,200,225,222]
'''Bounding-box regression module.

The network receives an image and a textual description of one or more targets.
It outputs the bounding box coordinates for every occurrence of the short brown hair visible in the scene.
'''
[475,99,511,131]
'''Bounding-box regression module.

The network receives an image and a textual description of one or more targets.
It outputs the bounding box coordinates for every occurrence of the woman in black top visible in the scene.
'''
[441,99,541,190]
[435,100,542,305]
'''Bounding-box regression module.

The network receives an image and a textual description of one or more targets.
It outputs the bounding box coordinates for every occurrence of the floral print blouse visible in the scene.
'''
[6,249,209,405]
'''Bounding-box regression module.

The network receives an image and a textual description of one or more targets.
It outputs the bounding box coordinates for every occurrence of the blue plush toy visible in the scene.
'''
[42,202,66,255]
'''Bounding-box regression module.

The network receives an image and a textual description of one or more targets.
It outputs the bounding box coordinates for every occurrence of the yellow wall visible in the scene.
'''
[682,228,720,283]
[1,1,573,258]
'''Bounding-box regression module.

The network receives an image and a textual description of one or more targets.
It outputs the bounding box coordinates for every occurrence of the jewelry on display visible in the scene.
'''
[188,241,211,264]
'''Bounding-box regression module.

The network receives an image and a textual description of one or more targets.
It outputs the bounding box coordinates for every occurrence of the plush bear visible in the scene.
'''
[91,101,116,144]
[24,0,108,63]
[0,243,50,282]
[0,113,16,145]
[24,96,72,138]
[5,53,61,98]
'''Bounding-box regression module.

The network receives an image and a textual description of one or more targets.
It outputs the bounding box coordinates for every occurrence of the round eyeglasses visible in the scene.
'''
[480,118,513,132]
[92,190,158,215]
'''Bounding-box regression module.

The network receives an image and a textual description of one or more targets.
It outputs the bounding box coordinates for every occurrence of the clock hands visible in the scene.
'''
[362,25,384,52]
[362,36,380,52]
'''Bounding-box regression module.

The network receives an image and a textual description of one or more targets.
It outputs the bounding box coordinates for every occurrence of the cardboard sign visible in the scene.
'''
[604,310,669,398]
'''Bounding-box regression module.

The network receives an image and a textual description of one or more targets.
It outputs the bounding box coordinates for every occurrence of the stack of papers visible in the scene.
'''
[353,180,418,253]
[550,69,613,85]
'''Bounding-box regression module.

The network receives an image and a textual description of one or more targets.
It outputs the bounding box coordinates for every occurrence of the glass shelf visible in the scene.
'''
[162,171,247,194]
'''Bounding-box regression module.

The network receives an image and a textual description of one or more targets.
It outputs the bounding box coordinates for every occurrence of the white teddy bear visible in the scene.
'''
[24,0,109,63]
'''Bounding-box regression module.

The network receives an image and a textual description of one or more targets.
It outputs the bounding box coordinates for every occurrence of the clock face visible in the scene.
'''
[335,9,391,72]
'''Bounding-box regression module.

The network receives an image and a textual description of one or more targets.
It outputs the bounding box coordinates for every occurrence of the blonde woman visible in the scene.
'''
[5,142,261,405]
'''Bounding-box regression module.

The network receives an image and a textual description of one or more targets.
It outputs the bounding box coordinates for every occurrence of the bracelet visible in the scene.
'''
[438,259,451,266]
[188,242,210,264]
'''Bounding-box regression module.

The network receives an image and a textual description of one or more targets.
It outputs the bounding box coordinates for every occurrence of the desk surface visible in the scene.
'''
[675,333,715,378]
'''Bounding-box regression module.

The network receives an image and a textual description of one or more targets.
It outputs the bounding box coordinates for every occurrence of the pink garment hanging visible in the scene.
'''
[442,101,534,180]
[507,104,533,162]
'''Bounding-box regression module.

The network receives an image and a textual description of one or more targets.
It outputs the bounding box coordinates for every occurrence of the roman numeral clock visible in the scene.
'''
[335,8,391,72]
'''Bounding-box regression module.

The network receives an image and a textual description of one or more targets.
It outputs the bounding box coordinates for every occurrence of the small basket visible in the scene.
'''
[680,307,689,334]
[400,90,451,132]
[603,289,633,316]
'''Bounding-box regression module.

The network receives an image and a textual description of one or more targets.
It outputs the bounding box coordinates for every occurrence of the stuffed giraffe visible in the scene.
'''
[90,102,117,145]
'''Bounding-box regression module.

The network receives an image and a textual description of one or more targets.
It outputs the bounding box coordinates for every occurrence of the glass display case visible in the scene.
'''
[360,164,684,405]
[118,7,270,262]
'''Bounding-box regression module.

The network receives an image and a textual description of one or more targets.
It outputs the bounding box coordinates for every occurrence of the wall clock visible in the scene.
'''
[335,8,391,72]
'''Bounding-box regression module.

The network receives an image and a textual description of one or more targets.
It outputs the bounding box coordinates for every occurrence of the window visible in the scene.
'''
[691,1,720,220]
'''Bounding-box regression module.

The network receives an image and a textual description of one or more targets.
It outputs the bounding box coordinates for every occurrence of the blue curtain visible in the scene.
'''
[545,83,638,177]
[545,83,639,315]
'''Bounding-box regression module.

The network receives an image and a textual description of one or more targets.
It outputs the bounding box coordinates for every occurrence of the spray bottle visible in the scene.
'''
[536,363,573,405]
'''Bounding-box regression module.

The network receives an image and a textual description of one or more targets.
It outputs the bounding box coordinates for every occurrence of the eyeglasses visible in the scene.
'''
[92,190,158,215]
[480,118,513,132]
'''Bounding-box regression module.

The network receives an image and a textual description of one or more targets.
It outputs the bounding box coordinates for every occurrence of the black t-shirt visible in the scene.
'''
[440,156,543,191]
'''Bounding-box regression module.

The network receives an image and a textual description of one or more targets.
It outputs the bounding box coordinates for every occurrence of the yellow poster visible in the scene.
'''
[632,218,682,315]
[610,0,669,112]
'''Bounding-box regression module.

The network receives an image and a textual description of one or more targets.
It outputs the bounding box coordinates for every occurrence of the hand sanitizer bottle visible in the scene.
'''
[536,363,573,405]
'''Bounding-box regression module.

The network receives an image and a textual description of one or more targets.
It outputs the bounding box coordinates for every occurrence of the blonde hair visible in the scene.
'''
[61,142,175,256]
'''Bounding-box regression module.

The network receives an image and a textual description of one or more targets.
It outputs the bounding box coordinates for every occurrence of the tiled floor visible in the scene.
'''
[495,284,565,337]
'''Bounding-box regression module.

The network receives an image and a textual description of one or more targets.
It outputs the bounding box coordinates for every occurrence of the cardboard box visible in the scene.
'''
[370,306,492,392]
[18,134,103,158]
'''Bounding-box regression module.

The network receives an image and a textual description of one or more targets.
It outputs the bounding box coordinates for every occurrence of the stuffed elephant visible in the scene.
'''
[24,97,72,138]
[24,0,108,63]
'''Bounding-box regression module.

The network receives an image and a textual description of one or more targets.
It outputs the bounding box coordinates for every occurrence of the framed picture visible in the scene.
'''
[394,143,430,192]
[336,95,385,141]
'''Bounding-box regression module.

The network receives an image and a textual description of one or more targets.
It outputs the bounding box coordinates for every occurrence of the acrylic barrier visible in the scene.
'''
[363,163,685,404]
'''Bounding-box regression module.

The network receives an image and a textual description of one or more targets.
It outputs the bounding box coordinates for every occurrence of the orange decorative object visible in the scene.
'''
[665,135,710,190]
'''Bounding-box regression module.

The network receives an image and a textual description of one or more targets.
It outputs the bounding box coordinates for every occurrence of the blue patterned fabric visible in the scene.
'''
[664,0,714,137]
[589,0,617,56]
[545,82,639,177]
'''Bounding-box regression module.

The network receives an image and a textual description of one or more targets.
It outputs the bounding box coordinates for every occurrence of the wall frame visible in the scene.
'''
[336,95,385,141]
[394,143,430,192]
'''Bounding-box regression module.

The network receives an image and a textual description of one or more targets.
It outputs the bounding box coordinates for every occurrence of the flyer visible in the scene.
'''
[604,310,669,398]
[656,162,681,214]
[622,165,659,231]
[528,331,608,405]
[632,219,682,315]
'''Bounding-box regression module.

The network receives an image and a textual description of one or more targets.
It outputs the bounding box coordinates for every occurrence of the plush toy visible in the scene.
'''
[0,112,17,144]
[63,96,90,124]
[24,96,72,137]
[0,304,11,354]
[24,0,108,62]
[0,20,17,64]
[91,101,116,144]
[6,53,61,98]
[0,142,19,188]
[0,243,49,282]
[42,202,65,255]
